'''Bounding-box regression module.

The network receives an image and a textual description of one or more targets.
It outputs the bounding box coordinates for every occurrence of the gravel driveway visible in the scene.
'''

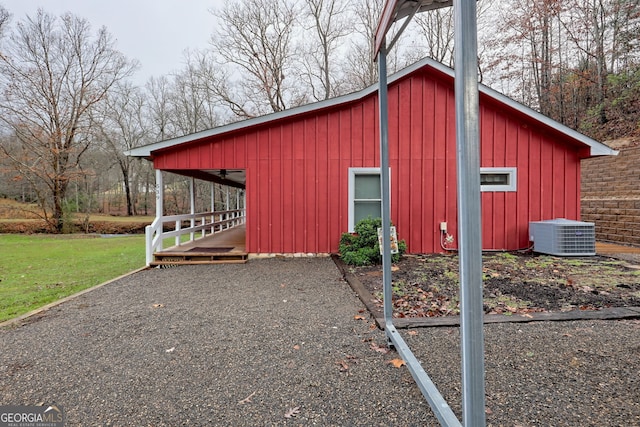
[1,257,639,426]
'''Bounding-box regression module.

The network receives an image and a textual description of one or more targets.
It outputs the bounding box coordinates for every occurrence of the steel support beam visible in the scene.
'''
[453,0,486,424]
[375,0,486,424]
[378,44,461,427]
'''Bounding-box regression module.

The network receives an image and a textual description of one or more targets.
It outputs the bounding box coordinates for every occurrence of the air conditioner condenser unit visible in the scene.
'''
[529,218,596,256]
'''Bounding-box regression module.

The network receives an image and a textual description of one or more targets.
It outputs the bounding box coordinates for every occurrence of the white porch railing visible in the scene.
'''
[144,209,246,265]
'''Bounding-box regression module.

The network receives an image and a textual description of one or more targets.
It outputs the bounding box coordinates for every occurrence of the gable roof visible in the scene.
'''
[126,57,617,158]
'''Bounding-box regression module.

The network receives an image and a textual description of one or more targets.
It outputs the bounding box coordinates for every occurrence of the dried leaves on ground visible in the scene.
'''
[352,253,640,318]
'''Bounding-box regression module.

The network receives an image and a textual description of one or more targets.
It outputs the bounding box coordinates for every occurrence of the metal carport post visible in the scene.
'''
[375,1,485,426]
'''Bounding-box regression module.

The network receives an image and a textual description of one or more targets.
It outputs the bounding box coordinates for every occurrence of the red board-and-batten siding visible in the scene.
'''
[153,65,584,255]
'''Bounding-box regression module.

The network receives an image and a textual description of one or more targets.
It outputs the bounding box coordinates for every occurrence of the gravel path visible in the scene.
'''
[1,257,639,426]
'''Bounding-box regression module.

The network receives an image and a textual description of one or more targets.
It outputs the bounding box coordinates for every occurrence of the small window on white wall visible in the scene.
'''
[348,168,389,232]
[480,167,517,192]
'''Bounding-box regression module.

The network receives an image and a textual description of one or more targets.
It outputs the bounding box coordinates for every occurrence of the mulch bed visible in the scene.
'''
[343,252,640,323]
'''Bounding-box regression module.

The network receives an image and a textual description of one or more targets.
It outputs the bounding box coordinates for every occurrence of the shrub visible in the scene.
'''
[339,217,406,266]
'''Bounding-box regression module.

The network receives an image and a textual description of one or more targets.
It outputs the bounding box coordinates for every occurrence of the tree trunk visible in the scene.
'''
[124,175,133,216]
[52,178,68,233]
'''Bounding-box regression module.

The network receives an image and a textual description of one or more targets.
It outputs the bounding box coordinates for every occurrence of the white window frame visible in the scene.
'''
[348,167,391,232]
[480,167,517,192]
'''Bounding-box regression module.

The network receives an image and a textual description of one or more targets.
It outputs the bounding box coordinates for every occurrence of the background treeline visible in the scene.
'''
[0,0,637,231]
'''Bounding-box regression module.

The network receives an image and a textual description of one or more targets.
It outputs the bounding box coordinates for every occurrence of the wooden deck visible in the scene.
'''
[151,225,247,266]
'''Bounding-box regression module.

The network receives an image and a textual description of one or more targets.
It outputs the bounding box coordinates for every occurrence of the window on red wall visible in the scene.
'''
[348,168,391,231]
[480,167,517,192]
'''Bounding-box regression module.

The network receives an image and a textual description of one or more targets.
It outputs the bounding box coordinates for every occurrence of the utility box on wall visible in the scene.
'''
[529,219,596,256]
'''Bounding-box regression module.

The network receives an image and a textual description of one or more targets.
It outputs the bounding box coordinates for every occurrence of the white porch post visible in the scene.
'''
[145,169,164,266]
[189,177,195,241]
[225,187,230,229]
[214,182,216,234]
[155,169,163,219]
[236,190,240,226]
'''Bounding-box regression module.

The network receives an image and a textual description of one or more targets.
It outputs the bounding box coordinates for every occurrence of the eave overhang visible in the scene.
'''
[126,57,617,160]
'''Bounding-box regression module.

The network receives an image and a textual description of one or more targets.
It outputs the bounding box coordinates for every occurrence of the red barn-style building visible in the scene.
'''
[128,58,616,258]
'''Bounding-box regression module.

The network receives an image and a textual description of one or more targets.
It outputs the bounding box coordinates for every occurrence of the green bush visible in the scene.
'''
[339,217,406,266]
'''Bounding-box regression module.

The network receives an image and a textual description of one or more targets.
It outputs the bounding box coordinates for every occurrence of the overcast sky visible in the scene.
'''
[3,0,220,83]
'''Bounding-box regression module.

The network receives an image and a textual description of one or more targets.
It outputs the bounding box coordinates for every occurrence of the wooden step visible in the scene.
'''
[151,251,248,266]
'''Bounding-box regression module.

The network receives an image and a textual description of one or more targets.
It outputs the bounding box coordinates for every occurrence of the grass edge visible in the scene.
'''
[0,266,149,329]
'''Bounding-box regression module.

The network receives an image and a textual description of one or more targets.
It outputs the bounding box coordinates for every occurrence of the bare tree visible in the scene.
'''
[146,75,176,140]
[341,0,406,92]
[93,81,148,216]
[407,0,495,72]
[301,0,350,100]
[482,0,640,139]
[0,5,9,37]
[343,0,383,92]
[0,10,136,231]
[411,7,455,67]
[170,50,223,134]
[613,0,640,69]
[559,0,640,124]
[489,0,563,115]
[211,0,304,117]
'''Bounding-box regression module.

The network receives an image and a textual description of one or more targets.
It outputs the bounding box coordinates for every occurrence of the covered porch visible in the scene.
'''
[151,224,247,266]
[145,169,247,266]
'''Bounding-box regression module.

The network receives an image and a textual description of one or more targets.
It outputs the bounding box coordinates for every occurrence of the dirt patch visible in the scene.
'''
[351,252,640,318]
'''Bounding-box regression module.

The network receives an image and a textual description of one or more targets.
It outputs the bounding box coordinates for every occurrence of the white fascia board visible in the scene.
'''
[126,61,428,158]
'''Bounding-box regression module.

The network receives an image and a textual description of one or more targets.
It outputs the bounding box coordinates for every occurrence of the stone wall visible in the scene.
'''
[581,139,640,246]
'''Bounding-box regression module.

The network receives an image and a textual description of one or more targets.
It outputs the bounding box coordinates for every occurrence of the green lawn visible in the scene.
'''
[0,234,146,323]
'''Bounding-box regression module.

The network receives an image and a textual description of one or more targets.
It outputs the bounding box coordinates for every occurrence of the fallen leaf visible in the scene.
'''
[293,345,300,350]
[238,391,256,405]
[370,342,390,354]
[485,407,493,415]
[336,360,349,371]
[407,330,418,336]
[165,347,175,353]
[354,315,365,320]
[284,407,300,418]
[521,313,533,318]
[570,357,581,367]
[387,358,406,368]
[391,265,400,272]
[152,304,165,308]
